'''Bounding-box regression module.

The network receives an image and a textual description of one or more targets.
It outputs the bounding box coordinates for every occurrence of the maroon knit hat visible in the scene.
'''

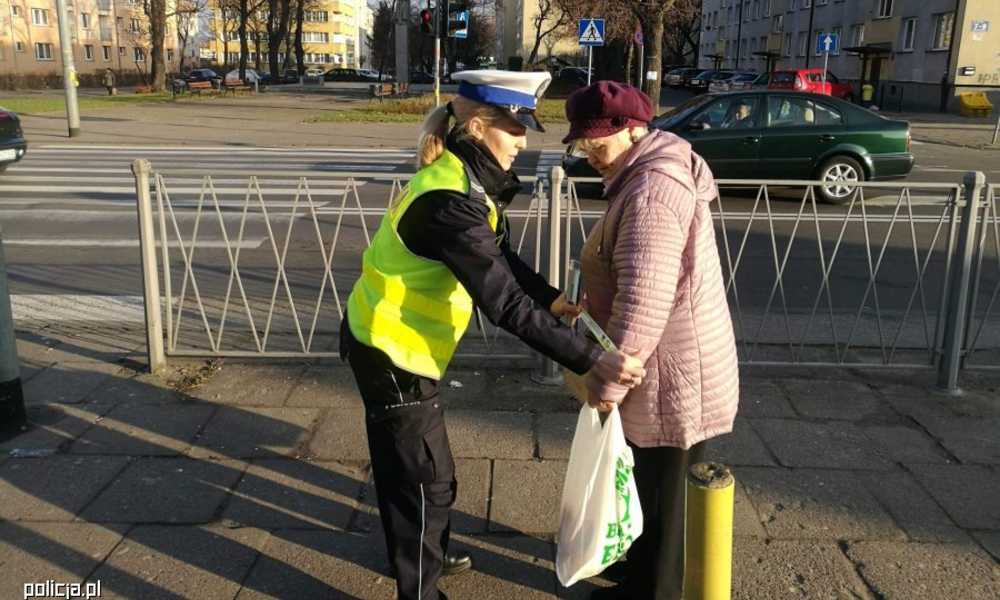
[562,81,655,144]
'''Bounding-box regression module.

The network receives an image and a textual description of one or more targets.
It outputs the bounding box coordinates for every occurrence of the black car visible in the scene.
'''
[281,68,300,83]
[324,68,369,82]
[563,91,915,204]
[557,67,591,86]
[0,107,27,173]
[688,70,733,91]
[408,71,435,84]
[186,68,222,85]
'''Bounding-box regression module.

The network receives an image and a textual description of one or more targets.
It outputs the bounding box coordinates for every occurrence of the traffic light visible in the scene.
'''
[443,0,468,38]
[419,8,434,35]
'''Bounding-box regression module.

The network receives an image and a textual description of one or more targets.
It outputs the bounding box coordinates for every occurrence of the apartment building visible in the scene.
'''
[698,0,1000,111]
[203,0,371,70]
[0,0,181,78]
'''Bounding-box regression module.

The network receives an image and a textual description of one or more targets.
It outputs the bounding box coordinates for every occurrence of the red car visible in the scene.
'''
[769,68,854,101]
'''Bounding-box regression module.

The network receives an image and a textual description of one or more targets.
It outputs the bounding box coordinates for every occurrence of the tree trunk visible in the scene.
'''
[640,15,665,110]
[294,0,304,73]
[267,0,291,77]
[149,0,166,91]
[238,0,249,79]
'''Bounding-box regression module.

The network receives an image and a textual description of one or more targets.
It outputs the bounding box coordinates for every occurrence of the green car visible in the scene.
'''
[564,90,914,204]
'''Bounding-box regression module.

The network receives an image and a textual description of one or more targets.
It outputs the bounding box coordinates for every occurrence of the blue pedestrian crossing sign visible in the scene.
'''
[816,32,839,54]
[578,18,605,47]
[452,10,469,39]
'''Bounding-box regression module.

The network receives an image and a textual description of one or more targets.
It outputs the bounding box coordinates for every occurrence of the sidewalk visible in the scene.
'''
[2,323,999,599]
[883,110,999,150]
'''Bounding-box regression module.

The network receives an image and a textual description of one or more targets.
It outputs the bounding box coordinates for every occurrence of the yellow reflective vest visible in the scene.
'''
[346,149,499,380]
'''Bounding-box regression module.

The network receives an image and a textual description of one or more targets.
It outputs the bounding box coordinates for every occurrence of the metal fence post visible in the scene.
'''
[937,171,985,394]
[132,159,167,375]
[0,226,27,434]
[533,166,565,386]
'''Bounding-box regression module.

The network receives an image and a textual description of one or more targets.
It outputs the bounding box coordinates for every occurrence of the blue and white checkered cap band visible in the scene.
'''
[458,81,537,110]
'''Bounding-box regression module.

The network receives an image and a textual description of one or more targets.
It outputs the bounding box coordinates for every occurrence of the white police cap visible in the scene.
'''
[451,70,552,132]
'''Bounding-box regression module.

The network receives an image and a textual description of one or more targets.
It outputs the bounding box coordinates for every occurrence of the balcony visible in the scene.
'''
[864,15,899,46]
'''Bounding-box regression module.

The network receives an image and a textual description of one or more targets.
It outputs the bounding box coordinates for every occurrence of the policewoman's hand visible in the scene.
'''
[550,292,584,320]
[592,351,645,389]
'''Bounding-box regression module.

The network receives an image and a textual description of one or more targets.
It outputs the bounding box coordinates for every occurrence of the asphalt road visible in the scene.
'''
[1,142,997,358]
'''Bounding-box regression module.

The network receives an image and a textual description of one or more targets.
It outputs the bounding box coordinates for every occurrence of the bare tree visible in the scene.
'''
[370,0,394,79]
[526,0,570,66]
[266,0,292,77]
[174,0,209,73]
[662,0,700,65]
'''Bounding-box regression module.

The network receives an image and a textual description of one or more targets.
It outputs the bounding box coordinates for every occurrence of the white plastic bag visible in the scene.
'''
[556,405,643,587]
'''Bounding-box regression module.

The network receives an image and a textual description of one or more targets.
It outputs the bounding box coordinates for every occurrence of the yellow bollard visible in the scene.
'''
[684,462,734,600]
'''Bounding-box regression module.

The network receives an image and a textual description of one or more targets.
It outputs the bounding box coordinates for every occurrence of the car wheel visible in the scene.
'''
[816,156,865,205]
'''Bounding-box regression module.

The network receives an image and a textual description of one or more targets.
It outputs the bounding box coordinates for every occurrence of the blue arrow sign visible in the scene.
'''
[816,32,839,54]
[578,18,605,47]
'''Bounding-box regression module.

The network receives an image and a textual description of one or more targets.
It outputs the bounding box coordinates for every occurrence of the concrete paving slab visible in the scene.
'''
[740,467,905,541]
[221,458,364,530]
[0,522,125,600]
[440,534,558,599]
[447,410,535,459]
[91,525,270,600]
[188,364,306,406]
[80,458,246,524]
[707,418,776,467]
[847,541,1000,600]
[453,459,491,534]
[537,412,577,460]
[0,455,129,520]
[0,403,112,453]
[856,470,966,543]
[909,464,1000,530]
[732,538,873,600]
[485,372,582,413]
[308,408,369,460]
[752,419,895,470]
[732,479,767,538]
[83,374,183,405]
[22,363,121,405]
[738,381,796,418]
[190,407,320,459]
[69,403,216,455]
[972,531,1000,562]
[858,424,953,465]
[783,378,892,421]
[909,415,1000,465]
[490,459,566,534]
[284,365,361,408]
[236,529,394,599]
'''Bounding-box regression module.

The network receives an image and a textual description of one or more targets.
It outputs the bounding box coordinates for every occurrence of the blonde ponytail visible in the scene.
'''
[417,105,452,168]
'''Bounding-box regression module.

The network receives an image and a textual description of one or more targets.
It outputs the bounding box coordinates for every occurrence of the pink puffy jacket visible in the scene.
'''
[582,129,739,449]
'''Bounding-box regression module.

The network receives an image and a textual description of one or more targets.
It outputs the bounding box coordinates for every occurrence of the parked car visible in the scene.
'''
[752,72,770,87]
[563,90,914,204]
[281,68,300,83]
[708,72,758,93]
[358,68,382,80]
[688,70,734,91]
[224,68,265,85]
[185,68,222,87]
[409,70,435,84]
[769,68,854,101]
[324,68,368,82]
[0,107,27,173]
[304,67,325,78]
[666,67,704,87]
[557,66,591,86]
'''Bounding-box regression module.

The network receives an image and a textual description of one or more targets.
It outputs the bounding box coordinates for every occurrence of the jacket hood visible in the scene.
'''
[603,129,716,204]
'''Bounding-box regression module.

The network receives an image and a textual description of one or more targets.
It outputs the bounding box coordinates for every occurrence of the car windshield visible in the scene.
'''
[652,95,714,126]
[736,73,757,81]
[712,72,735,80]
[772,72,796,84]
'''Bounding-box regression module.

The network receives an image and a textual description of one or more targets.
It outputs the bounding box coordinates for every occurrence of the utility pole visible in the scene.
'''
[804,0,816,68]
[394,0,410,86]
[55,0,81,137]
[735,0,743,69]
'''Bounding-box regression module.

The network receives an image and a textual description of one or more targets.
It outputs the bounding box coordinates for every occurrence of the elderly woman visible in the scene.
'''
[565,82,739,600]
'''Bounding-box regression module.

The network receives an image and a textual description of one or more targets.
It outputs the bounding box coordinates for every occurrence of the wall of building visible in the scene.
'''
[0,0,180,79]
[502,0,582,67]
[949,0,1000,108]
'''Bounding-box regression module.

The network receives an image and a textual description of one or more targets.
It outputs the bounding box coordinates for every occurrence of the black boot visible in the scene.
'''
[441,552,472,577]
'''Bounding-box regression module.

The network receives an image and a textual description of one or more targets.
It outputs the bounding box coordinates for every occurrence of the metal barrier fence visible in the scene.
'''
[132,160,995,392]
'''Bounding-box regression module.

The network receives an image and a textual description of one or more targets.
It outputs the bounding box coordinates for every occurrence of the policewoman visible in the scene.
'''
[341,70,646,600]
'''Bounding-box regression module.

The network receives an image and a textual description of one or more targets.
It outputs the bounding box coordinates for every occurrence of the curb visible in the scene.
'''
[912,136,1000,151]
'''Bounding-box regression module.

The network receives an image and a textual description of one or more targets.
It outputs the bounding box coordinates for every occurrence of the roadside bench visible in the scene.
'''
[187,80,216,96]
[224,79,254,95]
[369,82,411,101]
[959,92,993,118]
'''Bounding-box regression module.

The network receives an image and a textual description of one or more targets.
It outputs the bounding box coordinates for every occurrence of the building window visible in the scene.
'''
[765,0,771,17]
[932,12,954,50]
[84,44,94,60]
[226,51,238,63]
[102,45,111,60]
[783,32,792,57]
[901,18,916,51]
[851,23,865,46]
[305,10,328,22]
[817,0,827,5]
[15,40,25,52]
[789,0,796,11]
[133,47,144,62]
[11,5,20,17]
[130,18,140,32]
[877,0,893,19]
[118,46,125,56]
[31,8,48,25]
[798,32,807,56]
[81,12,90,28]
[802,0,811,8]
[772,15,783,33]
[831,26,842,55]
[302,31,329,43]
[167,49,174,61]
[34,41,53,59]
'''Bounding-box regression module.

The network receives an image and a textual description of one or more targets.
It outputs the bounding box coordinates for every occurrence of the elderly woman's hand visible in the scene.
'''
[587,394,621,413]
[592,351,645,388]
